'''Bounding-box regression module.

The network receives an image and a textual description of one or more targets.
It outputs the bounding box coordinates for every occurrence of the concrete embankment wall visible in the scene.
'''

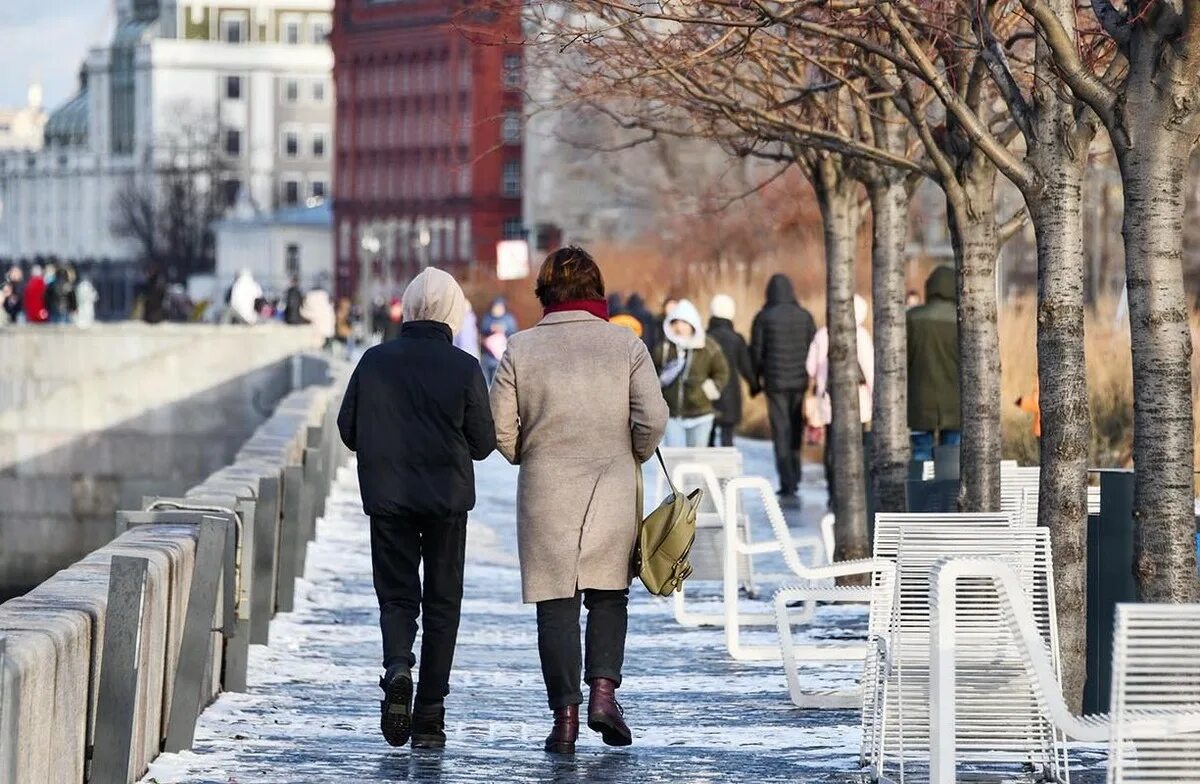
[0,324,323,599]
[0,363,347,784]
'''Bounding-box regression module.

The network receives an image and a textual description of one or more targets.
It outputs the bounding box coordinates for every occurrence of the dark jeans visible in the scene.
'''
[766,390,805,494]
[910,429,961,462]
[710,422,736,447]
[370,513,467,704]
[536,589,628,710]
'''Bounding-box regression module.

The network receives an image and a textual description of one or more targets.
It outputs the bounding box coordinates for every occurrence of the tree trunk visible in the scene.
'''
[867,177,911,513]
[1023,8,1095,710]
[1116,129,1199,602]
[944,160,1002,511]
[812,154,871,568]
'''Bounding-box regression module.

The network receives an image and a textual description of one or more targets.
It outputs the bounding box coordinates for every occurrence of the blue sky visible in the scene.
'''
[0,2,112,110]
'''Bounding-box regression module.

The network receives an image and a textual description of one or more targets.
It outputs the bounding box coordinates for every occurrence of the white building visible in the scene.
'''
[214,196,332,297]
[0,84,48,151]
[0,0,333,266]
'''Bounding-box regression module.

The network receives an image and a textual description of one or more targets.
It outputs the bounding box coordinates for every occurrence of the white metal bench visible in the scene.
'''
[930,561,1200,784]
[860,515,1042,780]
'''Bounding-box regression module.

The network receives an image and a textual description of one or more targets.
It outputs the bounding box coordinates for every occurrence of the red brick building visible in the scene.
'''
[330,0,523,301]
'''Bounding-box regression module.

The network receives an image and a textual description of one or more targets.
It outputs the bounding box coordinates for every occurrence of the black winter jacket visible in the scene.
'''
[337,321,496,517]
[750,274,817,393]
[707,317,756,425]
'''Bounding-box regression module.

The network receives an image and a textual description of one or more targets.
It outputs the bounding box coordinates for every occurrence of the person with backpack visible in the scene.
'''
[337,267,496,750]
[489,246,667,754]
[654,299,730,448]
[750,273,818,500]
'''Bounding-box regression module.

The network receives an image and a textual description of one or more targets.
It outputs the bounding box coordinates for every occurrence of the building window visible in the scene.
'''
[502,217,524,240]
[457,164,471,195]
[283,179,301,206]
[311,130,327,159]
[225,75,242,100]
[311,18,330,44]
[222,178,242,207]
[283,18,301,45]
[224,129,242,156]
[283,79,300,103]
[310,180,326,200]
[286,243,301,277]
[501,110,521,144]
[501,159,521,197]
[458,216,471,261]
[220,16,246,44]
[503,53,522,89]
[312,80,326,103]
[282,129,300,158]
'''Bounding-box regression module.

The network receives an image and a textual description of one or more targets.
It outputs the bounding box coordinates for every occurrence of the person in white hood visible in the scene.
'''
[652,298,730,447]
[805,293,874,508]
[228,269,262,325]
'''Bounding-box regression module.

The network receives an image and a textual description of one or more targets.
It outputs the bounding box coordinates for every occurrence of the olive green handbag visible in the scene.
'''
[633,449,703,596]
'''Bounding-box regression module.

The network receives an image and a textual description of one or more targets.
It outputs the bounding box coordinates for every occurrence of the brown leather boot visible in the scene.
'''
[587,678,632,746]
[543,705,578,754]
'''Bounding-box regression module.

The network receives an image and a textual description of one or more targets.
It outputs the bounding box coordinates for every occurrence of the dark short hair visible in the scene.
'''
[534,246,605,307]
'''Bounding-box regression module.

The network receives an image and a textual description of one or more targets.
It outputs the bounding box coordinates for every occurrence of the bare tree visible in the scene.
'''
[1016,0,1200,602]
[111,107,231,282]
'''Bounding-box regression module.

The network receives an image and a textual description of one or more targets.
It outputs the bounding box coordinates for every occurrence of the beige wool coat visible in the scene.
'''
[489,310,669,603]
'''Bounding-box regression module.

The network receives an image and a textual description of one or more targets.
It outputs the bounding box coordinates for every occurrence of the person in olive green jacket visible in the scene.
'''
[654,299,730,447]
[906,265,961,461]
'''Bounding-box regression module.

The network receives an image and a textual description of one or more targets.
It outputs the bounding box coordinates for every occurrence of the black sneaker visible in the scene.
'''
[379,666,413,747]
[411,702,447,749]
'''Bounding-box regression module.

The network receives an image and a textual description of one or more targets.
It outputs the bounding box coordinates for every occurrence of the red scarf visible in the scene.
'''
[544,299,609,320]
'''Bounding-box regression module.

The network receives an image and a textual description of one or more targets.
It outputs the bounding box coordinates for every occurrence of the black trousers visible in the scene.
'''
[766,390,805,494]
[536,589,628,710]
[370,513,467,704]
[710,421,736,447]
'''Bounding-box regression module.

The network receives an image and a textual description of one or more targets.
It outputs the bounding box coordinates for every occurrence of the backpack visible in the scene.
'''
[633,449,703,596]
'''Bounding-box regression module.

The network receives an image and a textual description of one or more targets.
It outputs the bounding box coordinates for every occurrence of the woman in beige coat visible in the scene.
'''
[489,246,668,755]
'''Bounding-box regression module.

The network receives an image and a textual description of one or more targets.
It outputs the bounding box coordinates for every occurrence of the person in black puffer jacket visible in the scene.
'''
[750,273,817,499]
[707,294,756,446]
[337,267,496,750]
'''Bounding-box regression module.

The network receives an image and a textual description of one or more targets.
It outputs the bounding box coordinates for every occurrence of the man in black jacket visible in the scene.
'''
[337,267,496,750]
[750,273,817,499]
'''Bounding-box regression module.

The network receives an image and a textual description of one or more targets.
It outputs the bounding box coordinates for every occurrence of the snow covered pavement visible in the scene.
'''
[141,443,1105,784]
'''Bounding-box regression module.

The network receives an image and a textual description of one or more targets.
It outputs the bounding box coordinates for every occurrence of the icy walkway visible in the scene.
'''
[142,444,1105,783]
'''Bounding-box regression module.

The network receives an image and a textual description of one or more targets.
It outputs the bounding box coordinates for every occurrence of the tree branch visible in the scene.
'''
[1018,0,1119,124]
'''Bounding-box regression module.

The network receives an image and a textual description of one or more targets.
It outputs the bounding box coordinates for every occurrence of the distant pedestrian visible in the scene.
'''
[3,265,23,325]
[338,267,495,751]
[302,288,336,347]
[805,294,874,509]
[140,266,168,324]
[654,299,729,447]
[382,298,403,342]
[453,300,480,359]
[283,277,307,325]
[23,264,48,323]
[1016,378,1041,438]
[44,263,76,324]
[624,293,656,348]
[907,265,960,461]
[228,269,262,325]
[75,275,98,328]
[706,294,756,447]
[489,246,668,754]
[480,296,518,384]
[750,273,818,500]
[609,312,644,338]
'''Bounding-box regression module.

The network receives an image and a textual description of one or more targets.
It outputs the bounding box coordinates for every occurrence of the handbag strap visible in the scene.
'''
[636,448,678,523]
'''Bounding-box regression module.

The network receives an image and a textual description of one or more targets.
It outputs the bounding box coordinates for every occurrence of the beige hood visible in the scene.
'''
[401,268,467,336]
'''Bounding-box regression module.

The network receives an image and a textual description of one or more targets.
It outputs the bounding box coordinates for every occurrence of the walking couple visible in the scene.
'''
[336,247,669,753]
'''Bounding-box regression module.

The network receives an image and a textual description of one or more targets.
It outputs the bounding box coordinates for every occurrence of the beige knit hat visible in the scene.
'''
[710,293,736,321]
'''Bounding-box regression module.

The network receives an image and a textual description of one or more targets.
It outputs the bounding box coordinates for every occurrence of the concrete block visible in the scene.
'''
[0,627,58,784]
[0,605,90,784]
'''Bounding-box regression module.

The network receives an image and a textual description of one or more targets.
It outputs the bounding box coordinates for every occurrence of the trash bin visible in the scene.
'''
[1083,469,1137,714]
